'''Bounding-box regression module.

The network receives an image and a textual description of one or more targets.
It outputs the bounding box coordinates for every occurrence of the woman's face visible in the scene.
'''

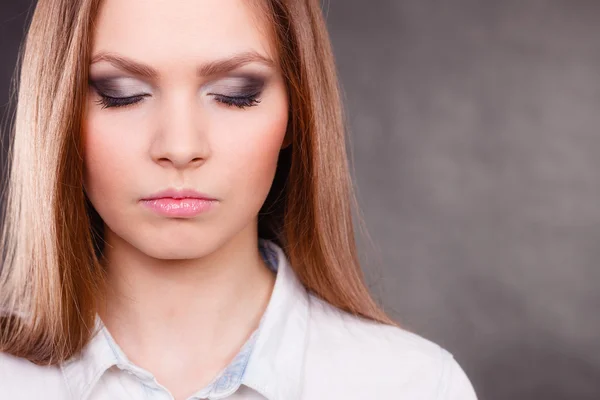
[84,0,288,259]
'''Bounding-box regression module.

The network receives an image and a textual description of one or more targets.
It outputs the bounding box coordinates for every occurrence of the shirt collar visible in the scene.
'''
[60,239,310,400]
[241,239,310,400]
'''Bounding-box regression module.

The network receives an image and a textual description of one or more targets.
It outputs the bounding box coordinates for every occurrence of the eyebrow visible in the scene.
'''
[89,51,276,79]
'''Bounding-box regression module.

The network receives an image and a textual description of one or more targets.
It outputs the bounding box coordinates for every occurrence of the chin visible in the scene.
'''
[108,216,251,261]
[138,241,217,260]
[125,229,226,260]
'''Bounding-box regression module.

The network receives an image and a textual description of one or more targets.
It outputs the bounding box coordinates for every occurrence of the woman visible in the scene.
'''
[0,0,478,399]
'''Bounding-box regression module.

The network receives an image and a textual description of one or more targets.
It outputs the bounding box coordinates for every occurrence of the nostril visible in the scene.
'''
[153,155,206,168]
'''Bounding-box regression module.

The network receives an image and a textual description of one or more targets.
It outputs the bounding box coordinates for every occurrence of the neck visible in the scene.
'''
[96,226,275,384]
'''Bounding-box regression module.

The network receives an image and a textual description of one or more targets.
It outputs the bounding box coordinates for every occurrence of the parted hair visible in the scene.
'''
[0,0,396,365]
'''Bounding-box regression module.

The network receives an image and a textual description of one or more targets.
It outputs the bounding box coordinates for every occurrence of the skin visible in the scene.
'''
[83,0,288,398]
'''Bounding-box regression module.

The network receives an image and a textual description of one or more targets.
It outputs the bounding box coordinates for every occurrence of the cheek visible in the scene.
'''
[213,95,289,199]
[82,106,143,209]
[228,117,286,198]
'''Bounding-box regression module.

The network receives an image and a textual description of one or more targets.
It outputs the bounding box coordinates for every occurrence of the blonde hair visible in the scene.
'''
[0,0,397,365]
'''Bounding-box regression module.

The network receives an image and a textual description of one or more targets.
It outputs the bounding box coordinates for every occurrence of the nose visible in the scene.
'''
[150,90,209,169]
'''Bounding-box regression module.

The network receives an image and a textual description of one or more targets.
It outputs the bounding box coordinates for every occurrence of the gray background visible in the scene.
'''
[2,1,599,399]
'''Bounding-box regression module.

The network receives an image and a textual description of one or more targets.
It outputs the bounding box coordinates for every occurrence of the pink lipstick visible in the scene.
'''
[140,188,217,218]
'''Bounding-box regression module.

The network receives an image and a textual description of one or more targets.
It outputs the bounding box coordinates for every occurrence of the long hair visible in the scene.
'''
[0,0,397,365]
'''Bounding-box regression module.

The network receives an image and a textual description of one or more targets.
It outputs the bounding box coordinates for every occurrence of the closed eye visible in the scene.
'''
[212,93,261,109]
[94,93,149,109]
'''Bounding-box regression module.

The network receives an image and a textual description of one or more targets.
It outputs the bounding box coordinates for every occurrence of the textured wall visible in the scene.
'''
[2,1,599,399]
[326,1,600,399]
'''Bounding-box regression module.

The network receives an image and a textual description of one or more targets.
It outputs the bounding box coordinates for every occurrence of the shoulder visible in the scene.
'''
[302,294,478,399]
[0,351,69,398]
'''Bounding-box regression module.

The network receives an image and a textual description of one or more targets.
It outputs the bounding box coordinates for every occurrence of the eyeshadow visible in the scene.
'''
[89,77,151,98]
[88,72,269,99]
[207,75,267,97]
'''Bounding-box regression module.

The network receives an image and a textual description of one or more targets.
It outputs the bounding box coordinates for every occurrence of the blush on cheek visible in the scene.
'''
[82,117,140,219]
[224,109,288,200]
[250,116,287,165]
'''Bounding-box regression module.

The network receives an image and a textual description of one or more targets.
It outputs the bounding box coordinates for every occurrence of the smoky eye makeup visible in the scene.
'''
[88,71,270,110]
[205,74,267,109]
[89,76,152,109]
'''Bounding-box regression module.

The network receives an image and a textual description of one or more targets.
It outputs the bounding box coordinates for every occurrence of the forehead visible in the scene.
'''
[91,0,275,66]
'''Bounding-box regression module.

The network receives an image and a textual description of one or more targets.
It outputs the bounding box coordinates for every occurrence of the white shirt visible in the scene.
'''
[0,240,478,399]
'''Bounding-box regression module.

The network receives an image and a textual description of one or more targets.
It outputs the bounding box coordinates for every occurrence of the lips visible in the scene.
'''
[140,188,218,218]
[141,188,217,201]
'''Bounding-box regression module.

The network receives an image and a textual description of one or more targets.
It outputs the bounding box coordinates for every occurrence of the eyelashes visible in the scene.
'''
[94,94,149,109]
[207,76,264,109]
[93,92,262,110]
[210,93,261,109]
[89,77,264,110]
